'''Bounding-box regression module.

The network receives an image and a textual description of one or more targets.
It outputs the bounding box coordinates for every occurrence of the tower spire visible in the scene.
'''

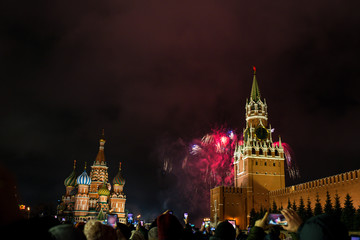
[95,129,106,165]
[250,66,261,102]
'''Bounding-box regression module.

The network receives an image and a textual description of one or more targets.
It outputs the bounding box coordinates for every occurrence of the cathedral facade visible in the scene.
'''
[210,70,360,229]
[57,132,126,223]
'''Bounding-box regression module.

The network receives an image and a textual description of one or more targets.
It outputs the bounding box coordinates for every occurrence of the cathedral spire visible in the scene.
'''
[250,66,261,102]
[95,129,106,165]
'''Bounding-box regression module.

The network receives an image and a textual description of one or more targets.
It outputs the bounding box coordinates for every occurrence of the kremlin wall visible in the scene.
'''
[210,70,360,229]
[270,169,360,210]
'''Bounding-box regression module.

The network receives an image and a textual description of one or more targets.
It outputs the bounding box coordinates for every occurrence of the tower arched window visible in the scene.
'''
[275,150,278,156]
[268,149,271,156]
[259,149,263,155]
[273,162,276,167]
[252,148,256,155]
[264,162,267,166]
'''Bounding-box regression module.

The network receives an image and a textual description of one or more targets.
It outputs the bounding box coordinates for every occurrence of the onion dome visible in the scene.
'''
[112,162,125,186]
[64,160,77,187]
[98,182,110,196]
[77,162,91,185]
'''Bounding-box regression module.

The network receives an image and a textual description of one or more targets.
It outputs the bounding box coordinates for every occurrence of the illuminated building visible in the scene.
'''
[57,131,126,223]
[210,68,360,229]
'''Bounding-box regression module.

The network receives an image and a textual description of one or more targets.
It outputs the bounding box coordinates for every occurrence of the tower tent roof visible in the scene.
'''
[250,67,261,102]
[95,129,106,165]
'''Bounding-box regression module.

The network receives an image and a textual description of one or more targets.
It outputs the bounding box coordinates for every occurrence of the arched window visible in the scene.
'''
[275,150,278,156]
[259,149,263,155]
[264,162,267,166]
[268,149,272,156]
[273,162,276,167]
[255,161,258,165]
[252,148,256,155]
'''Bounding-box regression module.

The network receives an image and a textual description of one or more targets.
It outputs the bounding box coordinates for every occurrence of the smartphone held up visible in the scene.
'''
[267,213,287,226]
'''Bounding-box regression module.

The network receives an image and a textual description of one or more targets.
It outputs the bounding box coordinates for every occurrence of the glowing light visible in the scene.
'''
[228,131,234,140]
[19,205,25,210]
[253,66,256,73]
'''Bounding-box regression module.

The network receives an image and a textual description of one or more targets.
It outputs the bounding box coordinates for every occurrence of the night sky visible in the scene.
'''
[1,0,360,222]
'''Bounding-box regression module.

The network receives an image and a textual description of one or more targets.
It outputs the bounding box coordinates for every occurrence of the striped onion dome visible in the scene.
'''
[112,162,125,186]
[64,160,77,187]
[64,170,77,187]
[77,170,91,185]
[98,182,110,196]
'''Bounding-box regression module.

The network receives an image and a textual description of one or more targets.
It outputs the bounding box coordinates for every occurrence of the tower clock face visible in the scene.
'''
[255,126,268,140]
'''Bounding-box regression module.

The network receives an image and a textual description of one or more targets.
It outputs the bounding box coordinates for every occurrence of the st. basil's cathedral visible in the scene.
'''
[57,131,126,223]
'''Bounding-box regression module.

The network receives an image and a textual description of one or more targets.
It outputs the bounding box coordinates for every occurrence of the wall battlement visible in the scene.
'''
[269,169,360,209]
[269,169,360,196]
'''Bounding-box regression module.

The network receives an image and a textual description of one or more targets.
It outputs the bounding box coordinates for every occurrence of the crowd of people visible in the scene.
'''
[0,164,356,239]
[1,208,355,240]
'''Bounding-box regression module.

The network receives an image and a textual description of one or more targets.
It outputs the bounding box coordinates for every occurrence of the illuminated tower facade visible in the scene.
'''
[74,164,92,222]
[89,130,109,213]
[234,67,285,212]
[110,162,127,223]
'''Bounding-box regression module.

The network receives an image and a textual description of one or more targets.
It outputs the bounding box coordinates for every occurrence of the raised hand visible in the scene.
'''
[255,212,269,229]
[281,209,303,233]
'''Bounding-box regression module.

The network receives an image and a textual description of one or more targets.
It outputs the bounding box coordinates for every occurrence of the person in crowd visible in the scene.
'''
[130,229,146,240]
[236,226,248,240]
[282,209,349,239]
[247,209,350,240]
[148,227,158,240]
[75,222,86,232]
[209,220,236,240]
[130,224,148,240]
[49,223,86,240]
[117,222,132,240]
[157,211,185,240]
[264,225,281,240]
[84,219,118,240]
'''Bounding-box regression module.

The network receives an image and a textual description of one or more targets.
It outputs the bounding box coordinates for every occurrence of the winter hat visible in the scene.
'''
[214,220,236,240]
[157,213,183,240]
[148,227,158,240]
[298,214,348,240]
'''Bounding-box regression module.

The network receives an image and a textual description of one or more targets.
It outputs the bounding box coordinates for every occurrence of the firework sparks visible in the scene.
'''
[273,141,300,179]
[184,128,237,188]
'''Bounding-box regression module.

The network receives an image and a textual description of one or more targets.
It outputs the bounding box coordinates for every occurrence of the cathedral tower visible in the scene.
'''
[89,130,109,204]
[234,67,285,211]
[74,163,91,222]
[110,162,127,223]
